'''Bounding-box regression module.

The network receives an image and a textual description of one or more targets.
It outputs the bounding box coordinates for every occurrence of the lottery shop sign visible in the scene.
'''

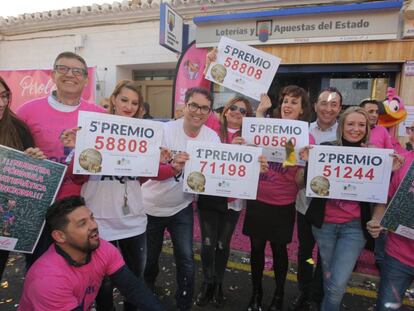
[242,117,309,165]
[184,141,262,199]
[306,145,393,203]
[73,111,163,177]
[204,36,280,100]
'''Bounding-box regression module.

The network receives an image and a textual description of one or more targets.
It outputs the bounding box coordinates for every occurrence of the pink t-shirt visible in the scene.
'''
[17,97,105,199]
[385,150,414,267]
[324,199,361,223]
[258,134,315,206]
[369,125,393,149]
[18,239,124,311]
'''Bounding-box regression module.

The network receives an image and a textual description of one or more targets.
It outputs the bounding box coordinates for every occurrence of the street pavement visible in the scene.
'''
[0,241,413,311]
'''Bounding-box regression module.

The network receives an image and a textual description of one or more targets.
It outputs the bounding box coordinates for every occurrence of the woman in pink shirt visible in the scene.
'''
[243,85,311,311]
[367,149,414,311]
[305,106,374,311]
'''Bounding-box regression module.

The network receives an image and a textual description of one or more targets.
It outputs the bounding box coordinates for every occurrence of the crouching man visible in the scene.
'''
[18,196,164,311]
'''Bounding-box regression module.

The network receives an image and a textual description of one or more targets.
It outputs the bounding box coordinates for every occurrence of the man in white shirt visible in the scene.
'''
[289,87,342,311]
[141,87,220,311]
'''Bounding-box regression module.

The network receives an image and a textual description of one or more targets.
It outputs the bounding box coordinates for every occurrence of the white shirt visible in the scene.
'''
[309,120,338,145]
[142,118,220,217]
[81,175,147,241]
[297,120,338,214]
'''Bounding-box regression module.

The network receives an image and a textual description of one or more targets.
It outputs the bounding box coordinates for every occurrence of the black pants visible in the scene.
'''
[198,207,240,284]
[296,211,324,302]
[250,237,288,297]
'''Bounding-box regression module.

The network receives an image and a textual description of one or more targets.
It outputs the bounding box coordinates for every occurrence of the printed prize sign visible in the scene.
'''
[306,145,393,203]
[242,117,309,165]
[184,141,262,199]
[204,36,281,100]
[381,161,414,240]
[74,111,163,177]
[0,145,66,253]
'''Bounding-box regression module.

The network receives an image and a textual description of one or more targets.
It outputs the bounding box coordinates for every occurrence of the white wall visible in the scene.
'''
[0,20,178,100]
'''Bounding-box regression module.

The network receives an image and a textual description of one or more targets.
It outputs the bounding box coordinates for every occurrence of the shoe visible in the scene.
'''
[267,294,283,311]
[195,282,214,306]
[303,300,320,311]
[212,283,224,308]
[247,291,263,311]
[288,292,308,311]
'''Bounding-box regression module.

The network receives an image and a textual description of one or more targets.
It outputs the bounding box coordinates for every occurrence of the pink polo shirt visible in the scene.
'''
[385,150,414,268]
[324,199,361,223]
[17,96,105,199]
[18,239,124,311]
[369,125,393,149]
[258,134,315,206]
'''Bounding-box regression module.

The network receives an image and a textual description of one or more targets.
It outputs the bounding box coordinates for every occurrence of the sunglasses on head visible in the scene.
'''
[228,104,247,115]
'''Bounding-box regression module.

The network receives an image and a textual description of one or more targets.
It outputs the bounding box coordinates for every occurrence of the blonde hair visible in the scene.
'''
[337,106,371,145]
[109,80,143,118]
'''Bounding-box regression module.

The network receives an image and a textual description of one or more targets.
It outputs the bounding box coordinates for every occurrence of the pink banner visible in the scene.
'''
[0,68,95,112]
[173,41,211,114]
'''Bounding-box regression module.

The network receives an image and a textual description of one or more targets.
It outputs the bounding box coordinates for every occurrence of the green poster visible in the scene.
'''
[381,160,414,240]
[0,145,66,253]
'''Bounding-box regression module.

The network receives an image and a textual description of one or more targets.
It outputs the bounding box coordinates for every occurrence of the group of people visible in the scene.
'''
[0,50,413,311]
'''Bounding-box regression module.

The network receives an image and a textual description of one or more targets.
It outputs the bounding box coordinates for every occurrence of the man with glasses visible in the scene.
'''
[141,87,220,311]
[289,87,343,311]
[17,52,105,267]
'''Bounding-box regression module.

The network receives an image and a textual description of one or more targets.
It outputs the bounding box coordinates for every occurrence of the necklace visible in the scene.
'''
[122,178,130,215]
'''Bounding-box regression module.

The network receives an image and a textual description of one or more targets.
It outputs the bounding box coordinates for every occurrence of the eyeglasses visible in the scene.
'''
[187,102,211,115]
[0,91,10,104]
[54,64,87,77]
[406,126,414,134]
[229,104,247,115]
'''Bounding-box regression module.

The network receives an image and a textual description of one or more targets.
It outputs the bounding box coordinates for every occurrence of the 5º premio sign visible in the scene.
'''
[73,111,163,177]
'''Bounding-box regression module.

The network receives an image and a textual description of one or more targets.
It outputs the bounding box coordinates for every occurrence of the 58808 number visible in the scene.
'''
[94,136,147,153]
[224,57,262,80]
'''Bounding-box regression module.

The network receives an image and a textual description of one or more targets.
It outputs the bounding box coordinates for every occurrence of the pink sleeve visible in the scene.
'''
[205,112,221,133]
[139,163,176,183]
[25,276,79,310]
[102,240,125,276]
[309,134,316,145]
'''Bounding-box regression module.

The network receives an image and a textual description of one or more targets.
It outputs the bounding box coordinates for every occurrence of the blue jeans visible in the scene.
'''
[312,220,366,311]
[96,232,147,311]
[377,254,414,311]
[144,204,194,311]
